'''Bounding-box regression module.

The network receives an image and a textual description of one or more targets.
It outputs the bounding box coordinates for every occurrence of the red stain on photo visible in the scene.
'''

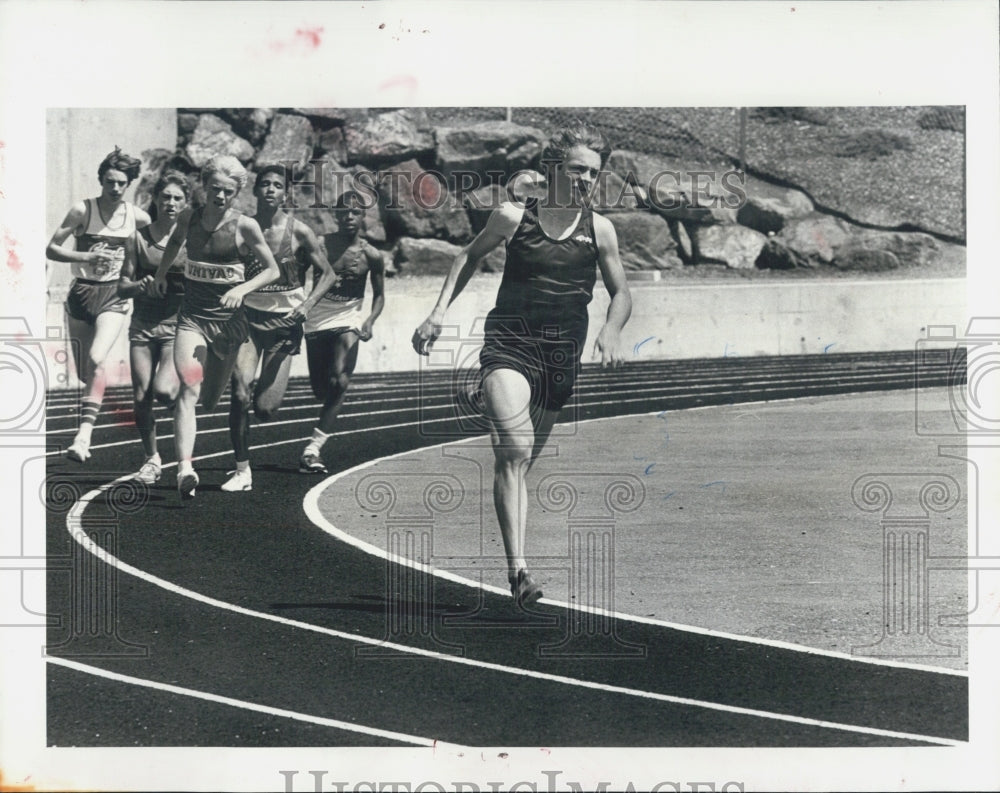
[378,74,418,96]
[4,230,22,272]
[267,26,324,54]
[296,27,323,48]
[413,172,442,208]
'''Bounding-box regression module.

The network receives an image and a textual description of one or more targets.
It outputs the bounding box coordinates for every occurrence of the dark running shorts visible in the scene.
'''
[245,306,305,357]
[176,308,249,360]
[129,314,178,345]
[479,316,585,412]
[65,279,129,325]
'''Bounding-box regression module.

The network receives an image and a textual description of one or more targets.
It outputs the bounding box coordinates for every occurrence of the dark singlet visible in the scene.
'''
[181,209,246,321]
[243,215,307,313]
[133,225,186,324]
[323,240,373,302]
[493,197,599,337]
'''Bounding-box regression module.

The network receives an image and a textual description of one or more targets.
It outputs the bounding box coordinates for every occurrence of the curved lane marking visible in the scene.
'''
[66,469,959,745]
[47,656,461,748]
[303,403,969,679]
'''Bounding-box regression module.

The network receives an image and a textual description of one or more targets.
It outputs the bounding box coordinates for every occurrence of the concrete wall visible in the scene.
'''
[46,108,177,295]
[43,275,966,389]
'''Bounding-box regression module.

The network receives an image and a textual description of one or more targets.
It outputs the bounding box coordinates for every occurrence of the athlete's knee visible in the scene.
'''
[254,403,278,422]
[329,371,351,395]
[152,387,177,408]
[230,377,252,407]
[133,382,152,405]
[175,361,203,388]
[493,436,533,472]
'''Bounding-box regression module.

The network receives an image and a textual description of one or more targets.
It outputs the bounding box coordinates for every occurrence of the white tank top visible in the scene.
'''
[71,198,137,282]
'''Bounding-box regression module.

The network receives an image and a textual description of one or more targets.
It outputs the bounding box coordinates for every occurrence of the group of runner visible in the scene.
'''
[47,150,383,499]
[49,123,631,608]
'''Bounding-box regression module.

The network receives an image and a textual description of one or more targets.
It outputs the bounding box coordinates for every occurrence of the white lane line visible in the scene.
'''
[62,435,963,746]
[302,402,968,680]
[64,476,958,746]
[42,408,460,455]
[46,656,463,748]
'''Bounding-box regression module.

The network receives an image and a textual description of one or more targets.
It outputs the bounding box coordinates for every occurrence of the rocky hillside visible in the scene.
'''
[134,107,966,280]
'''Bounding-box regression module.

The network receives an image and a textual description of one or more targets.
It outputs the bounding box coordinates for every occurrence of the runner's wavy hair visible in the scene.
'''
[146,170,191,222]
[97,146,142,184]
[200,154,249,192]
[539,124,612,174]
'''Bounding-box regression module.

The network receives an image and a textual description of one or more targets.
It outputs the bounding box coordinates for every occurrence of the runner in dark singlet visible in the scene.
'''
[298,191,385,474]
[220,165,337,492]
[412,125,632,608]
[152,155,281,499]
[116,170,190,483]
[46,147,152,463]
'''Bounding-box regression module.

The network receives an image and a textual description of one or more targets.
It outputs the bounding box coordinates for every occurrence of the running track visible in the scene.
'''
[44,350,968,747]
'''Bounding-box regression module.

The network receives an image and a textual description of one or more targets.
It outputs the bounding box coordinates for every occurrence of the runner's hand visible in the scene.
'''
[219,287,245,310]
[152,274,168,297]
[89,249,115,267]
[137,275,155,296]
[286,304,309,322]
[412,316,442,356]
[358,319,374,342]
[593,327,626,368]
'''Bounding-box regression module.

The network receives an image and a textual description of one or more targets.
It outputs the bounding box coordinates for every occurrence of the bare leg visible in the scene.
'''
[200,344,240,412]
[228,337,261,465]
[316,332,359,434]
[151,336,180,407]
[482,368,536,578]
[65,310,127,459]
[300,332,359,473]
[253,345,295,421]
[172,327,207,475]
[129,341,157,459]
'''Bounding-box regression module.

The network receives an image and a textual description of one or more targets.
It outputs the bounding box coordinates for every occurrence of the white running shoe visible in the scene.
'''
[298,450,328,474]
[66,439,91,463]
[177,470,199,500]
[220,468,253,492]
[134,459,162,484]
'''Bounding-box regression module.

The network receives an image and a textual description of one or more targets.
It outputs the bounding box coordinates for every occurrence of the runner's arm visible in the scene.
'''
[592,213,632,367]
[45,202,106,265]
[133,206,153,231]
[152,209,190,295]
[116,233,151,298]
[292,222,337,319]
[412,203,520,355]
[220,215,280,308]
[359,247,386,341]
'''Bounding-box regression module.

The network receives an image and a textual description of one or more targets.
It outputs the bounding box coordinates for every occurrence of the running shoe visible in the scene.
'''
[509,569,543,609]
[177,470,199,500]
[133,459,162,485]
[298,451,328,475]
[66,439,91,463]
[220,468,253,492]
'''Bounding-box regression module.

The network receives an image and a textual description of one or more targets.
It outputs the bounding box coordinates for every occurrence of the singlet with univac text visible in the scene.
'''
[181,209,245,321]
